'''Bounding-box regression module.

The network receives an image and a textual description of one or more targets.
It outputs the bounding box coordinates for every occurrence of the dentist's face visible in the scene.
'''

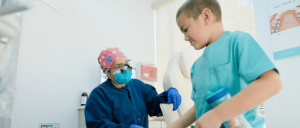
[107,56,127,81]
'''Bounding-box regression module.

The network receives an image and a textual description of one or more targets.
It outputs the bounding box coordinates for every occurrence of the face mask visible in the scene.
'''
[112,67,132,84]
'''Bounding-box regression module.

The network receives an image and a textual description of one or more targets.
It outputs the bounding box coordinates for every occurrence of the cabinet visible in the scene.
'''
[78,106,86,128]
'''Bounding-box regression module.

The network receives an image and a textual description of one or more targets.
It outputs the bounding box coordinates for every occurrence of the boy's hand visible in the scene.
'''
[195,109,238,128]
[195,110,222,128]
[228,116,238,128]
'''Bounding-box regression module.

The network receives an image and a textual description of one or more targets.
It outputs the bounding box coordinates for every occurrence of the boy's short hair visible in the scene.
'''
[176,0,222,22]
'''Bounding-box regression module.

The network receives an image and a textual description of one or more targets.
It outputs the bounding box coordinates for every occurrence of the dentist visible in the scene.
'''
[85,47,181,128]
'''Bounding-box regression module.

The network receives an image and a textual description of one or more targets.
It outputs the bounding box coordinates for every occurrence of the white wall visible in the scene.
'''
[12,0,154,127]
[153,0,159,3]
[253,0,300,127]
[154,0,192,94]
[218,0,257,39]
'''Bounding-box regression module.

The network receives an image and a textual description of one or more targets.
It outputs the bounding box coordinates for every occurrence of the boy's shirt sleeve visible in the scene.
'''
[236,32,277,84]
[190,61,196,102]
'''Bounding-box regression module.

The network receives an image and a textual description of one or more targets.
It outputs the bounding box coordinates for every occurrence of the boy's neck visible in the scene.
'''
[207,23,225,46]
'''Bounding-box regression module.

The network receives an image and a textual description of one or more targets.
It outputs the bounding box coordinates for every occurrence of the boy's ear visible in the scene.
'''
[202,8,212,25]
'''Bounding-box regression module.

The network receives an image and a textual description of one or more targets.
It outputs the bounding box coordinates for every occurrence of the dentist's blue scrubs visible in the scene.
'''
[85,78,169,128]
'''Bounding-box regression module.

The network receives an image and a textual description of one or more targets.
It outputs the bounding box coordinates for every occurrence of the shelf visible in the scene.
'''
[78,106,85,110]
[149,117,165,121]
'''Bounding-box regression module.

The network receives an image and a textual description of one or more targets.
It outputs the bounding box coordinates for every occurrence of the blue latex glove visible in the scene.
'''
[130,124,144,128]
[167,87,182,111]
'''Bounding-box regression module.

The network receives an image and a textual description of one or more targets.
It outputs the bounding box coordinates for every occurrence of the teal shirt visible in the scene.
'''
[191,31,277,127]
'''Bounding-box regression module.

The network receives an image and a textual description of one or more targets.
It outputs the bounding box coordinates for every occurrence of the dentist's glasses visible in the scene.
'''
[112,64,133,74]
[104,60,132,73]
[111,63,132,73]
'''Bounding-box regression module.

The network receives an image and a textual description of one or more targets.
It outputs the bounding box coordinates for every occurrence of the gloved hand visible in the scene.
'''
[167,87,182,111]
[130,124,144,128]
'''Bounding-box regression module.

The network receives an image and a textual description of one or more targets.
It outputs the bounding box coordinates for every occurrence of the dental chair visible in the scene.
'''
[160,49,203,126]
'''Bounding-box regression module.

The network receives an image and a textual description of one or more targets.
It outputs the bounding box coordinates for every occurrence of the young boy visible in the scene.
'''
[168,0,283,128]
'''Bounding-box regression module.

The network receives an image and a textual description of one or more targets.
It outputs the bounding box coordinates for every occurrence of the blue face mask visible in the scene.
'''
[113,67,132,84]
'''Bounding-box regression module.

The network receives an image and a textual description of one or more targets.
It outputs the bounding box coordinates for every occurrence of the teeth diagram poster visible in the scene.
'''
[268,0,300,60]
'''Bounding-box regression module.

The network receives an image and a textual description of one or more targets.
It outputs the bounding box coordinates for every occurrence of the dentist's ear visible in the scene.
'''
[107,72,112,79]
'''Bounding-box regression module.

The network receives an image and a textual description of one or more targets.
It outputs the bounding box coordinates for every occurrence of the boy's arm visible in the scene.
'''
[168,103,197,128]
[196,69,282,127]
[214,69,282,122]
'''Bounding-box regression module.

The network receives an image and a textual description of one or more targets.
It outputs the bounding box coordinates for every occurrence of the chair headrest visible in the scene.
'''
[163,53,181,91]
[179,49,203,79]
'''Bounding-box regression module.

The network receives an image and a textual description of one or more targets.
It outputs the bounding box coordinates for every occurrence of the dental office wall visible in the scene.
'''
[254,0,300,127]
[154,0,193,94]
[11,0,155,128]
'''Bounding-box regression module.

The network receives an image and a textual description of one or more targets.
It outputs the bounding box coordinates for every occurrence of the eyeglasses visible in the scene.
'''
[111,63,132,71]
[103,60,132,73]
[112,64,132,74]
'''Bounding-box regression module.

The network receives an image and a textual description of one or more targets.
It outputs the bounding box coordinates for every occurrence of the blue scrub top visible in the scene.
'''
[190,31,276,128]
[85,79,169,128]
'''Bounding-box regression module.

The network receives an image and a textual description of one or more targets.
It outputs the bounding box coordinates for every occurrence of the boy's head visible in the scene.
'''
[176,0,223,50]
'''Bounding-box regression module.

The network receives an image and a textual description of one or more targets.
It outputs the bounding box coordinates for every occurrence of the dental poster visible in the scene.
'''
[268,0,300,60]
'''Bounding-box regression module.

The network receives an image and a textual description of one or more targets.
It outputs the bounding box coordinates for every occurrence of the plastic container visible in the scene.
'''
[206,87,252,128]
[81,90,88,106]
